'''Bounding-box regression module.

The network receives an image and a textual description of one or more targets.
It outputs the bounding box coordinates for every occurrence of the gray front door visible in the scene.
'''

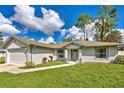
[71,50,78,61]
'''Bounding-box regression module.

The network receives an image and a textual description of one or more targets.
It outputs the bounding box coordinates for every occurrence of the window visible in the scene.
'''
[58,50,64,58]
[95,48,107,58]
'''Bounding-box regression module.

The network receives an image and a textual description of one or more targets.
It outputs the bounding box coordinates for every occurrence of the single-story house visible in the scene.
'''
[2,36,120,65]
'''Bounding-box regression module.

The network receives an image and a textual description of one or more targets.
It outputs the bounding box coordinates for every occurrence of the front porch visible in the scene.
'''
[64,49,82,62]
[57,43,82,62]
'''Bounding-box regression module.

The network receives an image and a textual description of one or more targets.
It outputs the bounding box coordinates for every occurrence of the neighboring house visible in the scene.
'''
[2,36,120,65]
[117,44,124,55]
[0,49,5,57]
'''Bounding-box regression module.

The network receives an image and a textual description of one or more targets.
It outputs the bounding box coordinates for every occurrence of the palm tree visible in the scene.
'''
[104,30,122,43]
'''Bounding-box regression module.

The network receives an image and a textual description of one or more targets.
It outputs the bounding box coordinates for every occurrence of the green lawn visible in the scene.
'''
[20,61,66,69]
[0,62,124,88]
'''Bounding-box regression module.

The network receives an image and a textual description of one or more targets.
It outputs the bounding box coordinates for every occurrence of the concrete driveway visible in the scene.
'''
[0,64,19,72]
[0,63,76,74]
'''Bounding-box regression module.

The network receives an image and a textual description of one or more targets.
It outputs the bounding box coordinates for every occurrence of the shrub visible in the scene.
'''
[0,57,5,64]
[42,57,47,63]
[114,55,124,64]
[49,55,53,62]
[25,61,35,68]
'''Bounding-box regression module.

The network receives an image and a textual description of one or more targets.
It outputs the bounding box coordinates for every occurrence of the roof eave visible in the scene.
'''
[85,44,120,47]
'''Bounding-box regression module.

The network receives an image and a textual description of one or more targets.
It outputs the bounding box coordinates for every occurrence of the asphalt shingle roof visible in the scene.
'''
[9,36,120,49]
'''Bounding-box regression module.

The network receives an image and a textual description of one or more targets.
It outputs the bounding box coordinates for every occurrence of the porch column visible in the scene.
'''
[64,49,68,61]
[78,49,82,62]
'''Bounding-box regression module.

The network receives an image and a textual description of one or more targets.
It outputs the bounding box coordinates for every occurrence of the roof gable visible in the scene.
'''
[65,43,81,49]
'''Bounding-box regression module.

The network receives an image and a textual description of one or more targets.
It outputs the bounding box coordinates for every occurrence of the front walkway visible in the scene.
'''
[6,62,76,74]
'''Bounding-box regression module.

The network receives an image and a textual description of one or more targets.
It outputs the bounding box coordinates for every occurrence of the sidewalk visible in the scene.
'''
[6,63,76,74]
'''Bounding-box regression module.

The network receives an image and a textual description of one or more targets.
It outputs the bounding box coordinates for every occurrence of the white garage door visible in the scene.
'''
[7,49,26,65]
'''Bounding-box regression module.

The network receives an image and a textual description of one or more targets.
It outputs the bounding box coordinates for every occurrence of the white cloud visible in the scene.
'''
[116,29,124,37]
[116,29,124,43]
[45,37,56,44]
[11,5,64,35]
[85,22,96,37]
[0,13,20,35]
[38,38,46,43]
[0,13,12,24]
[30,38,35,41]
[0,24,20,35]
[39,36,56,44]
[68,26,82,40]
[61,22,96,41]
[2,35,9,41]
[60,29,68,37]
[61,26,83,40]
[116,29,124,33]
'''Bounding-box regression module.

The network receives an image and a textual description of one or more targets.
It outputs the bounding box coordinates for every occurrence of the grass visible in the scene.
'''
[20,61,66,69]
[0,62,124,88]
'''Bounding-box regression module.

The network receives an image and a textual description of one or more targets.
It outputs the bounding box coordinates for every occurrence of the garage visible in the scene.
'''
[7,48,26,65]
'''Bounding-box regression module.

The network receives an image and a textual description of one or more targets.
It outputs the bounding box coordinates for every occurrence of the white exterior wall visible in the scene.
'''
[7,39,27,49]
[5,38,57,65]
[31,47,57,64]
[64,49,68,60]
[81,47,97,62]
[54,49,58,60]
[108,46,118,61]
[5,39,28,65]
[64,43,118,63]
[81,46,117,63]
[118,51,124,55]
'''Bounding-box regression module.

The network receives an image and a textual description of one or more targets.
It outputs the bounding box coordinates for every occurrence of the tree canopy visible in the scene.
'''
[63,36,73,42]
[104,30,122,43]
[75,14,93,40]
[75,5,122,43]
[94,6,119,41]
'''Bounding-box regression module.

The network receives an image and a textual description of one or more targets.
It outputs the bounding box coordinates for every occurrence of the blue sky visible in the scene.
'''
[0,5,124,43]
